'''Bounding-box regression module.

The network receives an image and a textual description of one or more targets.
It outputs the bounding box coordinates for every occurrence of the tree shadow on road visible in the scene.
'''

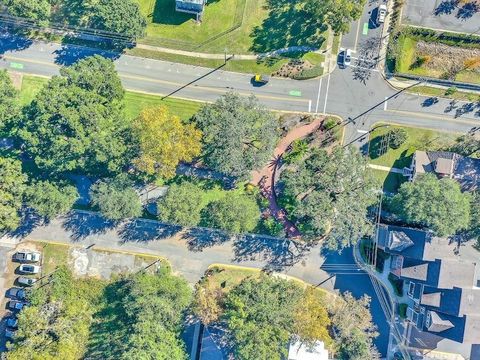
[456,2,479,19]
[7,208,43,239]
[53,42,122,66]
[0,31,33,55]
[233,235,311,272]
[118,219,182,244]
[434,0,458,16]
[183,227,231,252]
[62,211,117,242]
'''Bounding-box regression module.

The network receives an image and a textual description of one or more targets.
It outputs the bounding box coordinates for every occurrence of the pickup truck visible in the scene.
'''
[13,251,41,263]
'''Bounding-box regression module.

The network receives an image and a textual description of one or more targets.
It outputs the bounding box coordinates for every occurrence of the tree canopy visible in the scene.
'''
[203,193,260,234]
[157,181,204,226]
[223,276,303,360]
[90,0,147,38]
[90,176,142,221]
[26,181,78,220]
[280,146,376,249]
[305,0,366,34]
[3,0,51,25]
[194,93,278,179]
[392,173,471,236]
[133,106,202,179]
[0,157,27,232]
[19,55,133,176]
[0,70,19,130]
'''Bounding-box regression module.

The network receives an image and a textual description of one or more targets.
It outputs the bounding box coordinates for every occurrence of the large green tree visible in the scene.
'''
[90,176,142,221]
[392,173,471,236]
[203,193,260,234]
[0,157,27,232]
[19,55,133,176]
[157,181,204,226]
[280,146,376,249]
[90,0,147,38]
[223,276,303,360]
[26,181,78,220]
[305,0,366,34]
[194,93,278,179]
[0,70,19,130]
[3,0,51,25]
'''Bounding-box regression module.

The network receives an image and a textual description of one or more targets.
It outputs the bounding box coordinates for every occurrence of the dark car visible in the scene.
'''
[8,300,28,311]
[8,287,26,300]
[6,317,18,328]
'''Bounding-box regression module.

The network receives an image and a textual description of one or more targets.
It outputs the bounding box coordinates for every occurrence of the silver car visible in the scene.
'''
[17,276,37,286]
[19,264,40,274]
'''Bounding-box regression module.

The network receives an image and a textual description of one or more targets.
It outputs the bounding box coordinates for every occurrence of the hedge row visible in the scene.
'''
[293,64,324,80]
[403,26,480,49]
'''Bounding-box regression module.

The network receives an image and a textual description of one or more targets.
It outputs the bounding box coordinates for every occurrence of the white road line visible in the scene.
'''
[357,129,368,134]
[322,73,331,114]
[315,77,323,113]
[384,96,388,111]
[308,99,312,113]
[353,20,362,52]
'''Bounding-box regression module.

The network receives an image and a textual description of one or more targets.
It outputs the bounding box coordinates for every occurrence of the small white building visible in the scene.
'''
[288,340,329,360]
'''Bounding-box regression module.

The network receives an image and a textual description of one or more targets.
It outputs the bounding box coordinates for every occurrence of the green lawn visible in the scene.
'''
[369,169,407,193]
[19,75,203,121]
[368,124,458,169]
[395,36,417,73]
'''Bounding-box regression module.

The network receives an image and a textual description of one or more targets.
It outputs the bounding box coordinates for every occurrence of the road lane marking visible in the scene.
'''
[322,73,331,114]
[384,97,388,111]
[4,55,59,68]
[353,20,361,52]
[308,99,312,112]
[315,77,323,113]
[384,109,480,126]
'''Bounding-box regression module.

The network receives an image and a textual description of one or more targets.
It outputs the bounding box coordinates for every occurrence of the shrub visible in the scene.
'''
[388,273,404,296]
[387,128,408,149]
[293,65,324,80]
[260,216,286,237]
[398,303,408,318]
[445,86,458,96]
[283,139,309,164]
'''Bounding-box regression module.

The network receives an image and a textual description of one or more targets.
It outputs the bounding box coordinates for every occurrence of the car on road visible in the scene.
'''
[17,276,37,286]
[8,300,28,311]
[377,4,387,24]
[13,251,41,263]
[6,317,18,328]
[18,264,40,274]
[8,287,26,300]
[342,49,352,67]
[253,74,269,85]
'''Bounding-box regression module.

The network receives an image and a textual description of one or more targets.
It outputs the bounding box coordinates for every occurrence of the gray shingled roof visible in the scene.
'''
[427,311,455,333]
[437,259,477,289]
[421,292,442,307]
[388,231,415,251]
[401,262,429,281]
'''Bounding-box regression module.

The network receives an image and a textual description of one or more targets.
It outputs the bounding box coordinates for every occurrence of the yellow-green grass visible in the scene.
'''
[369,168,407,193]
[19,75,203,121]
[368,124,458,169]
[395,36,417,73]
[455,70,480,84]
[407,85,480,102]
[332,35,341,56]
[40,241,70,275]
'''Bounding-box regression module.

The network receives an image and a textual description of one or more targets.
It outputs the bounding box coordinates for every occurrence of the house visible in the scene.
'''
[175,0,206,20]
[288,340,329,360]
[377,224,480,359]
[406,150,480,191]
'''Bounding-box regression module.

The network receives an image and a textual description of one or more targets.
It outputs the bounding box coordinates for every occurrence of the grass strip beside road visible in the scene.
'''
[19,75,203,121]
[407,85,480,102]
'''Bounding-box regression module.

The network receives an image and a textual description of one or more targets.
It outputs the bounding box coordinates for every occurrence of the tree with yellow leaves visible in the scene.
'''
[133,106,202,179]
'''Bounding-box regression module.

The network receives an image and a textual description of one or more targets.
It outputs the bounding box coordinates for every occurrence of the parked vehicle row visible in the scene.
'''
[4,250,41,343]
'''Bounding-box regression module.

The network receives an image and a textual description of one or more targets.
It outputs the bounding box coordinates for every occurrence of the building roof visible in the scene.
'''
[437,259,477,289]
[377,225,430,260]
[435,157,455,175]
[401,261,430,281]
[414,151,456,176]
[463,315,480,343]
[421,291,442,307]
[453,155,480,192]
[459,288,480,317]
[389,231,415,251]
[426,311,455,333]
[288,340,329,360]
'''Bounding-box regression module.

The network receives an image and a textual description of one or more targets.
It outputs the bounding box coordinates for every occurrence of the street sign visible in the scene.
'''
[10,62,24,69]
[289,90,302,97]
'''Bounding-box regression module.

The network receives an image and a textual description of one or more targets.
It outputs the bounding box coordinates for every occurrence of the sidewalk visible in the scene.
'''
[368,163,405,174]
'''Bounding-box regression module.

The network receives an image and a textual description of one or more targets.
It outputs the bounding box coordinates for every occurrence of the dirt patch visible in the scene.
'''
[7,71,23,90]
[273,59,313,78]
[415,41,480,78]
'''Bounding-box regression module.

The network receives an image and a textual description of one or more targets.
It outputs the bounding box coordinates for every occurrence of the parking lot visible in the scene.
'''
[0,242,163,353]
[402,0,480,34]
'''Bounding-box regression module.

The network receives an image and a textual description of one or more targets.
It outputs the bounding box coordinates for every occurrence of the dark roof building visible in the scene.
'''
[377,224,480,358]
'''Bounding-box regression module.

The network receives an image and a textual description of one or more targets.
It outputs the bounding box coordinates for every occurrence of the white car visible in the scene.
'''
[13,251,41,263]
[343,49,352,67]
[19,264,40,274]
[17,276,37,286]
[377,4,387,24]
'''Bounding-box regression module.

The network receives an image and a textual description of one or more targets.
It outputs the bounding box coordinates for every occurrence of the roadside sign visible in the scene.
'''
[362,23,369,35]
[10,62,24,69]
[289,90,302,97]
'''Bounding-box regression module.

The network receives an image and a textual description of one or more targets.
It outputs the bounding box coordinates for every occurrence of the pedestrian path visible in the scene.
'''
[368,163,405,174]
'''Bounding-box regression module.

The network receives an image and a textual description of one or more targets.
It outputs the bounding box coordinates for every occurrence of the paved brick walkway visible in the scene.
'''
[251,118,324,238]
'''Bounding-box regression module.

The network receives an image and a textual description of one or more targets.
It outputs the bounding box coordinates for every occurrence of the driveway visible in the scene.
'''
[403,0,480,33]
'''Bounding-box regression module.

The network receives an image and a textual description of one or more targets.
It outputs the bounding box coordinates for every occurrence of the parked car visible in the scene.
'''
[18,264,40,274]
[8,287,26,300]
[6,317,18,328]
[377,4,387,24]
[13,251,41,263]
[342,49,352,67]
[17,276,37,286]
[8,300,28,311]
[5,328,16,339]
